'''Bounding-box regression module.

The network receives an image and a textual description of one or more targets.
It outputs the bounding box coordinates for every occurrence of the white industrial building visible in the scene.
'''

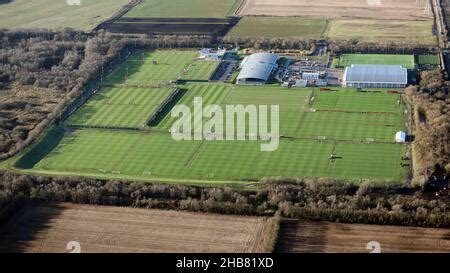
[198,48,227,61]
[236,53,279,85]
[343,64,408,88]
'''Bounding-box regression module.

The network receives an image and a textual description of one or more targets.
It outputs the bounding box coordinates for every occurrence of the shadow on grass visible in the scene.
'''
[0,201,64,253]
[14,126,65,169]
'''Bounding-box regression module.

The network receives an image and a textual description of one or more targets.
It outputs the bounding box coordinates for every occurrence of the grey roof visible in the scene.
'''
[237,53,278,82]
[246,53,279,65]
[344,64,407,84]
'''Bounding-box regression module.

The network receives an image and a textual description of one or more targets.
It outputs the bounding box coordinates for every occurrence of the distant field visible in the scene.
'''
[67,87,173,128]
[277,220,450,253]
[325,19,436,45]
[0,0,127,31]
[239,0,432,20]
[226,17,326,39]
[334,54,415,69]
[0,202,268,253]
[124,0,242,18]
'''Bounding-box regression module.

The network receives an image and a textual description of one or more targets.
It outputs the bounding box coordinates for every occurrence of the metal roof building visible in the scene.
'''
[237,53,279,85]
[343,64,408,88]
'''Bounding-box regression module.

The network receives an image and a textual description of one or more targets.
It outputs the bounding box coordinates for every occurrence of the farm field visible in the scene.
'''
[277,220,450,253]
[334,54,415,69]
[235,0,435,45]
[0,202,268,253]
[325,19,436,45]
[123,0,243,18]
[238,0,432,20]
[67,87,174,128]
[0,0,128,31]
[226,17,326,39]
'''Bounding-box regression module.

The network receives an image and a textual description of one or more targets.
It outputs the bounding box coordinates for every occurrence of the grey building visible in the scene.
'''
[236,53,279,85]
[343,64,408,88]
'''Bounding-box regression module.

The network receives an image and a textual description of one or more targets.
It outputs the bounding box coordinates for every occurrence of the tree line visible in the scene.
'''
[0,173,448,228]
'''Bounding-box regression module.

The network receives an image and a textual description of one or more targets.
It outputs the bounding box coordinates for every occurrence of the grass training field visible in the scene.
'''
[67,87,174,128]
[12,50,409,184]
[334,54,415,69]
[418,55,441,65]
[104,50,218,85]
[0,0,127,31]
[0,202,269,253]
[123,0,242,18]
[226,17,326,39]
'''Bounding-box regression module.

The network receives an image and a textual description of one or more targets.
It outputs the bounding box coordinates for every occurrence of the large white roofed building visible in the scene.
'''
[237,53,279,85]
[343,64,408,88]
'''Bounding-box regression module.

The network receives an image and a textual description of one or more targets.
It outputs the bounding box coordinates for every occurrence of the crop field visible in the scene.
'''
[277,220,450,253]
[226,17,326,39]
[0,0,128,31]
[104,50,215,85]
[334,54,415,69]
[238,0,432,20]
[0,202,268,253]
[66,87,173,128]
[234,0,435,45]
[324,19,436,45]
[123,0,243,18]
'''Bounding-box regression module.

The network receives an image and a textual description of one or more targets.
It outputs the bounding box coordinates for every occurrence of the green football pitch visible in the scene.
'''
[104,50,219,85]
[335,54,415,69]
[14,50,409,184]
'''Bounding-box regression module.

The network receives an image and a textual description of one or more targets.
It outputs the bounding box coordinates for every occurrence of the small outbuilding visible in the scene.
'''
[395,131,406,143]
[198,48,226,61]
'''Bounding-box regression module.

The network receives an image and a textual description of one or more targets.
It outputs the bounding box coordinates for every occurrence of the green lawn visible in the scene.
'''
[0,0,127,31]
[335,54,415,69]
[226,17,326,39]
[16,85,407,183]
[123,0,242,18]
[418,54,441,65]
[105,50,218,85]
[67,87,173,128]
[180,61,220,81]
[26,129,406,182]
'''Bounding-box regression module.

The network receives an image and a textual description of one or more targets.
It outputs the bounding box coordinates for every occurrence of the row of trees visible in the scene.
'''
[328,40,437,54]
[404,85,449,183]
[0,173,448,228]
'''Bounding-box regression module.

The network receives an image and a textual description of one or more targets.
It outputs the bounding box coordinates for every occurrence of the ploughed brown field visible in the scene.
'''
[277,220,450,253]
[239,0,432,20]
[0,203,268,253]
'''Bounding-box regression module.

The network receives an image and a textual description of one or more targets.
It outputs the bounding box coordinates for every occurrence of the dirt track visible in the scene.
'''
[0,203,268,253]
[277,220,450,253]
[239,0,432,20]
